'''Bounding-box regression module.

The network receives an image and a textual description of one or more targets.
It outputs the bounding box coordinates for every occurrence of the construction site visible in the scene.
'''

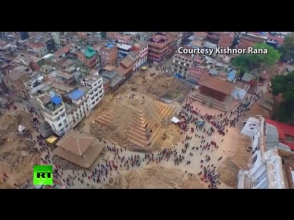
[0,111,40,189]
[90,70,190,152]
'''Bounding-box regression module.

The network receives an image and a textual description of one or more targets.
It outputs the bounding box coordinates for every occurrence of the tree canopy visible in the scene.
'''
[271,71,294,124]
[279,33,294,61]
[232,43,280,73]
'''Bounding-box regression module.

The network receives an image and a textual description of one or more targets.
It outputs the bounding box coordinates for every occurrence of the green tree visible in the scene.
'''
[271,71,294,124]
[232,43,280,72]
[279,33,294,61]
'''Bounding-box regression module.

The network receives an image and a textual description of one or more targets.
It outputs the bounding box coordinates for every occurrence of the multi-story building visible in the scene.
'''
[99,43,117,68]
[54,46,71,61]
[206,32,223,44]
[186,65,209,84]
[4,65,33,99]
[218,32,234,48]
[171,48,193,79]
[237,33,266,50]
[76,47,99,69]
[117,43,132,60]
[51,32,61,45]
[26,40,48,57]
[116,52,138,81]
[132,42,148,68]
[147,32,175,65]
[19,32,30,41]
[237,116,294,189]
[106,32,132,44]
[30,75,104,136]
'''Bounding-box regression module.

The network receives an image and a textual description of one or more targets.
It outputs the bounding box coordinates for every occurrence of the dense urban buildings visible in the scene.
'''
[1,32,294,190]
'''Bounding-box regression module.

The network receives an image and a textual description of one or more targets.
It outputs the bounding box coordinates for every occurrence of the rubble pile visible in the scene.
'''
[142,75,191,101]
[0,111,33,136]
[104,166,203,189]
[217,158,239,187]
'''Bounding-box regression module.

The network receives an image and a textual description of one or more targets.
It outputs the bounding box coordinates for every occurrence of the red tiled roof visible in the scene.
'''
[54,46,70,58]
[218,33,233,48]
[265,118,294,150]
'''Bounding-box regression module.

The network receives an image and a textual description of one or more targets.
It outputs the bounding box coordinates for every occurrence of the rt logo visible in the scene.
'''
[33,165,53,186]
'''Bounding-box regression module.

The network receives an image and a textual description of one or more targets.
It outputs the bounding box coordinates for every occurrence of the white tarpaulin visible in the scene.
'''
[18,125,26,133]
[171,117,180,124]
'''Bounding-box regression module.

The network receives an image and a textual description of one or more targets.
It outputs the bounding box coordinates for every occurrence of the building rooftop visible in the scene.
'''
[101,71,118,79]
[49,70,73,81]
[54,46,70,58]
[148,32,173,48]
[109,75,123,87]
[54,130,105,168]
[117,43,132,51]
[198,76,235,95]
[103,65,116,72]
[68,89,85,100]
[8,65,31,81]
[265,119,294,150]
[84,47,96,58]
[120,56,134,68]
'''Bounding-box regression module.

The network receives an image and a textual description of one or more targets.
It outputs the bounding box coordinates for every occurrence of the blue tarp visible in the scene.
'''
[197,121,205,126]
[174,73,183,79]
[69,89,84,100]
[227,70,236,82]
[51,95,62,105]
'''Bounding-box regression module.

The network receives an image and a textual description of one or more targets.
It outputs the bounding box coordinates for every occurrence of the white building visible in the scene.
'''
[172,53,193,78]
[31,75,103,136]
[51,32,61,45]
[237,116,294,189]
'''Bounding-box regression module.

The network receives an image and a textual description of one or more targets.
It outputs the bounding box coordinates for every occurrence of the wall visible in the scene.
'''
[240,117,260,138]
[231,87,247,101]
[42,105,69,136]
[200,86,226,102]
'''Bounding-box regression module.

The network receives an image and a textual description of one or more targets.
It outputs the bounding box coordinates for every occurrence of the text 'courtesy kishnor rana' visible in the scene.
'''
[177,47,268,56]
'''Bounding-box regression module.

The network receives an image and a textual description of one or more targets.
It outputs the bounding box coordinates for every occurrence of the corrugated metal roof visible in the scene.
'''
[265,123,280,151]
[203,41,217,49]
[242,73,253,82]
[209,68,218,75]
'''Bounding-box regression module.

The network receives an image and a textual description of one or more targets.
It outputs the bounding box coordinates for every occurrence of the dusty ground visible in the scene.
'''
[83,69,189,151]
[130,70,191,102]
[71,69,257,189]
[0,111,41,188]
[104,165,203,189]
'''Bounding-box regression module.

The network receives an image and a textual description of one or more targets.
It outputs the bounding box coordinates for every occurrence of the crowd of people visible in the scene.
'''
[1,81,268,189]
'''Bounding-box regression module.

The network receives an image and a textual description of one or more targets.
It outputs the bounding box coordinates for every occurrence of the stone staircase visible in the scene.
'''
[127,110,161,150]
[189,91,233,112]
[152,101,177,120]
[95,110,114,125]
[95,100,177,151]
[127,102,177,149]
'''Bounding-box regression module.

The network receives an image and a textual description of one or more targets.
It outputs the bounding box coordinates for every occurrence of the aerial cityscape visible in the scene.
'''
[0,31,293,189]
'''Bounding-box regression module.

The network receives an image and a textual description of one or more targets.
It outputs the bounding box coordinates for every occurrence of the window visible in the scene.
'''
[65,124,69,128]
[63,119,67,124]
[61,113,65,117]
[58,123,62,127]
[56,117,60,121]
[252,154,257,164]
